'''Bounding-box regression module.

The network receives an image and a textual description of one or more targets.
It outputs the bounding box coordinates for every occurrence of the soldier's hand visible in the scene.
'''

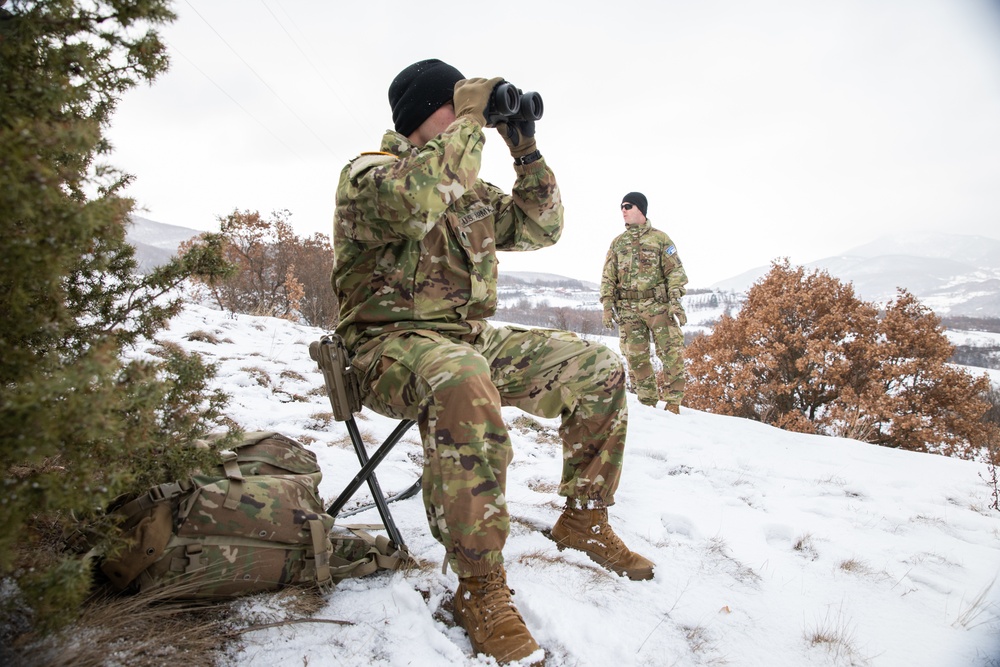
[496,120,537,159]
[454,77,504,128]
[603,306,616,330]
[668,287,682,301]
[670,301,688,327]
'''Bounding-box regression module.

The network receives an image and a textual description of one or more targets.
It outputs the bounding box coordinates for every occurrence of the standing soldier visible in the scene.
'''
[332,60,654,666]
[600,192,689,413]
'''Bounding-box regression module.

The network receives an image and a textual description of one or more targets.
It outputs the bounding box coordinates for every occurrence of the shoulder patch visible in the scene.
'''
[665,245,677,256]
[349,152,397,179]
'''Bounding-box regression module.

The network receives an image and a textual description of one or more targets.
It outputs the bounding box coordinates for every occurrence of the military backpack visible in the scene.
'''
[101,431,409,599]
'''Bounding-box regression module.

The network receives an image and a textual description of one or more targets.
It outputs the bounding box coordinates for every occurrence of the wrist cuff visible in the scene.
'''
[513,150,542,166]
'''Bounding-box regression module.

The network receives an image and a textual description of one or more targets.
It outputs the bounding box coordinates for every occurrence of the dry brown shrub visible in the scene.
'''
[686,259,996,459]
[182,209,338,328]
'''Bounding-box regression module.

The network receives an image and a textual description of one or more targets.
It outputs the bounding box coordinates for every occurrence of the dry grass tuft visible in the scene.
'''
[4,576,359,667]
[240,365,272,387]
[953,577,998,630]
[681,624,728,664]
[309,411,334,429]
[326,434,354,449]
[515,547,606,581]
[8,589,236,667]
[515,549,567,567]
[184,329,221,344]
[838,558,872,575]
[793,533,819,560]
[805,605,870,666]
[526,478,560,494]
[507,415,560,445]
[703,537,761,586]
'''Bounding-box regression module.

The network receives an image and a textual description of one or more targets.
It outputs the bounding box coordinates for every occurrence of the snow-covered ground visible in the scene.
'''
[134,298,1000,667]
[496,288,742,331]
[497,285,601,311]
[946,329,1000,349]
[946,329,1000,386]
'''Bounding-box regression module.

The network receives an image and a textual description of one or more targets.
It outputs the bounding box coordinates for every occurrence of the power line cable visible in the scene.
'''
[182,0,337,156]
[165,38,307,162]
[259,0,372,139]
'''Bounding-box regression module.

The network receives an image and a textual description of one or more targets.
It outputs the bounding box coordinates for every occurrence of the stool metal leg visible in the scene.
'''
[327,418,415,550]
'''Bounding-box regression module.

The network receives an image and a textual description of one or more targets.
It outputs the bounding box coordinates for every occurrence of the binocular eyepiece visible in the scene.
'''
[485,82,544,126]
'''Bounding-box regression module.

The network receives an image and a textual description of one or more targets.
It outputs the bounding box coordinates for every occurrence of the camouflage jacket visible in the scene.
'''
[600,220,688,305]
[332,117,564,351]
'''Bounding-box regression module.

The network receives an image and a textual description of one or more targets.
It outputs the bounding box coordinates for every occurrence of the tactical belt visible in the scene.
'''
[616,288,659,300]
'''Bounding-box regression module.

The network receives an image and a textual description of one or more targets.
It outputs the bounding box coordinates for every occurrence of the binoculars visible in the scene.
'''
[485,82,544,126]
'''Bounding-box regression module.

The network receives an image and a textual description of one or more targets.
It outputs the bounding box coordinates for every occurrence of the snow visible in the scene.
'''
[135,296,1000,667]
[497,287,600,311]
[946,330,1000,349]
[708,232,1000,317]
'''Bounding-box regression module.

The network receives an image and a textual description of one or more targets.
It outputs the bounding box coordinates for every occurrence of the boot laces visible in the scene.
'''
[591,514,629,558]
[471,569,524,634]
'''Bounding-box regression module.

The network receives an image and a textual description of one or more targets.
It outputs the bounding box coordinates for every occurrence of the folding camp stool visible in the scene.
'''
[310,334,418,551]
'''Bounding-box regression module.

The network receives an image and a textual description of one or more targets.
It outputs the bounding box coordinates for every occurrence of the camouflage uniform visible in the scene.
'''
[332,117,628,577]
[600,220,688,407]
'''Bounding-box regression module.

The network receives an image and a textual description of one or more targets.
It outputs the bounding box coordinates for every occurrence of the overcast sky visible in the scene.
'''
[107,0,1000,287]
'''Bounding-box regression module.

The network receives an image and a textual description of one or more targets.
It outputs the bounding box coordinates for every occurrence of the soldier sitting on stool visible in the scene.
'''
[331,59,655,665]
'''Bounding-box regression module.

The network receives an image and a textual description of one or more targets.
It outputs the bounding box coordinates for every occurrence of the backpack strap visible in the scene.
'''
[113,481,190,528]
[337,524,414,573]
[170,543,207,574]
[305,517,332,585]
[218,450,244,510]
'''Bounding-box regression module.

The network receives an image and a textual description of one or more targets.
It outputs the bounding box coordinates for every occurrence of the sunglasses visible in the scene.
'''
[621,203,634,210]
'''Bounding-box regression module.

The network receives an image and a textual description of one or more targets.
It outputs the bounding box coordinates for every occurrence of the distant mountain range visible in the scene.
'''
[499,271,599,290]
[125,216,602,289]
[126,218,1000,319]
[126,216,205,273]
[712,232,1000,318]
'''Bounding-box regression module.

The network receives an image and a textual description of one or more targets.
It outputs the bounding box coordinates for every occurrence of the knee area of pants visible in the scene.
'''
[432,371,500,412]
[603,352,627,387]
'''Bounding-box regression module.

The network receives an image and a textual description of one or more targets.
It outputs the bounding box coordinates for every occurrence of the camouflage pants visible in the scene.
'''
[352,324,627,577]
[618,303,685,406]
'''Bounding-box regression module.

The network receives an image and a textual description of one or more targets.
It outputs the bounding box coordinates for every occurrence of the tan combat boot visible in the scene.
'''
[664,403,680,414]
[453,566,543,665]
[551,506,655,581]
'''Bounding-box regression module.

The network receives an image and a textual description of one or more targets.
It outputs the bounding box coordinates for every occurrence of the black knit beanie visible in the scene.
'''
[388,59,465,137]
[622,192,648,217]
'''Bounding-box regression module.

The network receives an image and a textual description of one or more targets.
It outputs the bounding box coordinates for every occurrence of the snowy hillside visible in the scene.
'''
[712,233,1000,318]
[502,271,599,290]
[126,215,203,272]
[125,218,1000,319]
[127,295,1000,667]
